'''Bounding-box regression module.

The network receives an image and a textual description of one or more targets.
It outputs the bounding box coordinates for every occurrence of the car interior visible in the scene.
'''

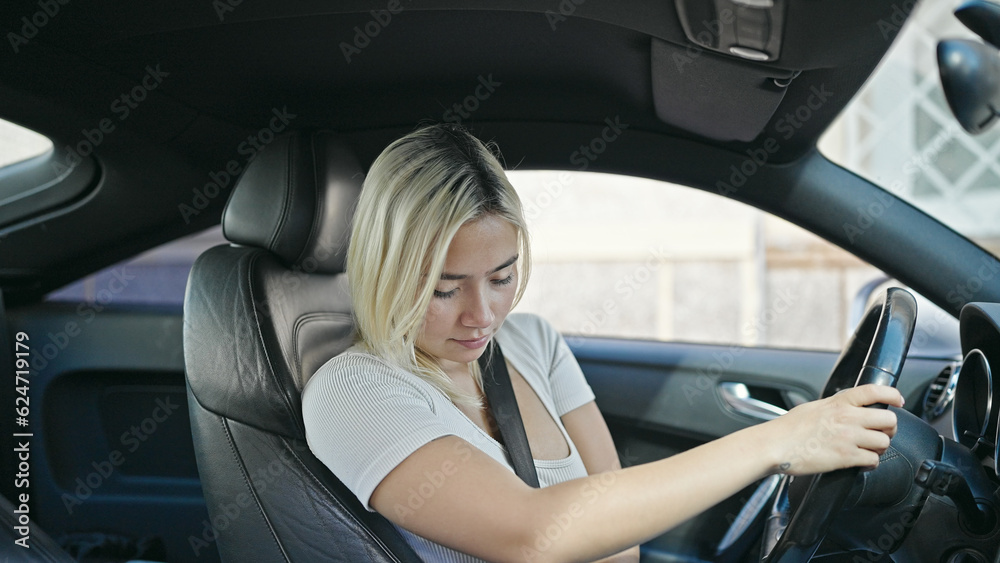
[2,0,1000,562]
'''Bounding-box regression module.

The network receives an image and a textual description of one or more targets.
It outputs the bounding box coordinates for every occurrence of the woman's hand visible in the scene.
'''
[760,384,904,476]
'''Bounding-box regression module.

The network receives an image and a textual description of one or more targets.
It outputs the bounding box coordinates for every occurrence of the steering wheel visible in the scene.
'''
[757,287,917,563]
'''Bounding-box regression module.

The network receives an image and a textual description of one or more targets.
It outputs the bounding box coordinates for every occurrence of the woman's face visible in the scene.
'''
[416,214,519,376]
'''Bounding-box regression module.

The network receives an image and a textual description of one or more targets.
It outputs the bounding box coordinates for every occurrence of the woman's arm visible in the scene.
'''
[370,384,902,563]
[562,401,640,563]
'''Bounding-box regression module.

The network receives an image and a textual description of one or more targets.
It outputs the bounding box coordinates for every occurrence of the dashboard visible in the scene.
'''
[928,302,1000,478]
[824,300,1000,563]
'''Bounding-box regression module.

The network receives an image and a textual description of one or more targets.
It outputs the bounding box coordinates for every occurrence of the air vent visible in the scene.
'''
[922,363,960,421]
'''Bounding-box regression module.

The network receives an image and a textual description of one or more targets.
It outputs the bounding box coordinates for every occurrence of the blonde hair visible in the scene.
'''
[347,124,531,409]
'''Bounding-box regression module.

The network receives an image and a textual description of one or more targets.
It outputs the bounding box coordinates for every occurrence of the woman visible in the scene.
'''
[301,124,902,563]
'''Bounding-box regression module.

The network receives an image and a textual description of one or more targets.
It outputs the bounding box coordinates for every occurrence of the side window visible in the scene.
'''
[43,176,959,357]
[508,170,948,352]
[0,117,51,168]
[46,226,225,308]
[0,117,91,230]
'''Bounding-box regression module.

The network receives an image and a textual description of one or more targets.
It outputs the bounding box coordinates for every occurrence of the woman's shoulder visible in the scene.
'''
[498,312,563,358]
[302,346,444,423]
[303,344,420,397]
[501,311,558,338]
[310,343,381,376]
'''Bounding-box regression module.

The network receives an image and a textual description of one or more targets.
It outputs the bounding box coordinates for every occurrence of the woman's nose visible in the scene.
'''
[462,286,495,327]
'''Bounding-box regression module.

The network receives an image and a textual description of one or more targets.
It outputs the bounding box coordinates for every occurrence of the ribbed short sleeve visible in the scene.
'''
[500,313,596,417]
[301,352,455,512]
[548,330,596,416]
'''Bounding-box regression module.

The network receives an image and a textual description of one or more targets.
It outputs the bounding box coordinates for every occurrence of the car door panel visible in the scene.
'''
[10,303,219,563]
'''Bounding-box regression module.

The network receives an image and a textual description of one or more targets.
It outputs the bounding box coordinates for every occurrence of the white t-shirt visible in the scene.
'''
[302,312,597,562]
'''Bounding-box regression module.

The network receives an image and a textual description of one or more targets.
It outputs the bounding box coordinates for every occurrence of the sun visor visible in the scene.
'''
[651,38,798,142]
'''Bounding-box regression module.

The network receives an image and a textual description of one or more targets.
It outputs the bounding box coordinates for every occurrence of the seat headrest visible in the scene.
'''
[222,131,363,274]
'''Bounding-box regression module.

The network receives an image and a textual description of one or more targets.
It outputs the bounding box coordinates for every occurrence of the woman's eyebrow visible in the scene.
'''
[440,255,518,280]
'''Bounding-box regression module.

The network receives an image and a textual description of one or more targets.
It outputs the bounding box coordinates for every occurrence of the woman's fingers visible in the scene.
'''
[856,450,882,472]
[770,384,903,475]
[855,427,892,471]
[863,408,899,438]
[855,426,893,453]
[839,384,905,409]
[834,387,899,453]
[837,385,901,439]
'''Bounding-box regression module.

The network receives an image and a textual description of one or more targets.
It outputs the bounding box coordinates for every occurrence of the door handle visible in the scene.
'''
[718,382,788,421]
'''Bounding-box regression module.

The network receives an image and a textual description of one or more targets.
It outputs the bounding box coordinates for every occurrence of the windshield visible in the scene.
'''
[819,0,1000,258]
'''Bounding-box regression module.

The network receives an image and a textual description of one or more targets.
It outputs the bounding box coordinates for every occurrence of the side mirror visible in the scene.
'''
[938,1,1000,134]
[938,39,1000,134]
[956,0,1000,48]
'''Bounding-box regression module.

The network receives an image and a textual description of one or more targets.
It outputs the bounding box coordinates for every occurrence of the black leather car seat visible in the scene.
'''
[183,131,422,562]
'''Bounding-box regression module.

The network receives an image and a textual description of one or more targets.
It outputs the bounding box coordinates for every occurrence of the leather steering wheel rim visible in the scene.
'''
[760,287,917,563]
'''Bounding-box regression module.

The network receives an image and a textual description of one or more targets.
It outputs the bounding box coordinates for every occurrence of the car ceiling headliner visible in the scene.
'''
[0,0,913,301]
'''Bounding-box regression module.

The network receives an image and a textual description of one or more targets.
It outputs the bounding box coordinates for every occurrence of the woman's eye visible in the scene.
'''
[434,274,510,298]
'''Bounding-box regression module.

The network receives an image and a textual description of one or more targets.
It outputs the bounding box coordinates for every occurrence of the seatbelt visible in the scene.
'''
[478,341,540,488]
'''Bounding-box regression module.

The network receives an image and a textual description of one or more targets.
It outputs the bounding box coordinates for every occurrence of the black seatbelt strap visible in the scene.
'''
[478,340,540,488]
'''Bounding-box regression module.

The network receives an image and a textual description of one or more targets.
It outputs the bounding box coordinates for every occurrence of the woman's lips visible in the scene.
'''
[453,334,491,349]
